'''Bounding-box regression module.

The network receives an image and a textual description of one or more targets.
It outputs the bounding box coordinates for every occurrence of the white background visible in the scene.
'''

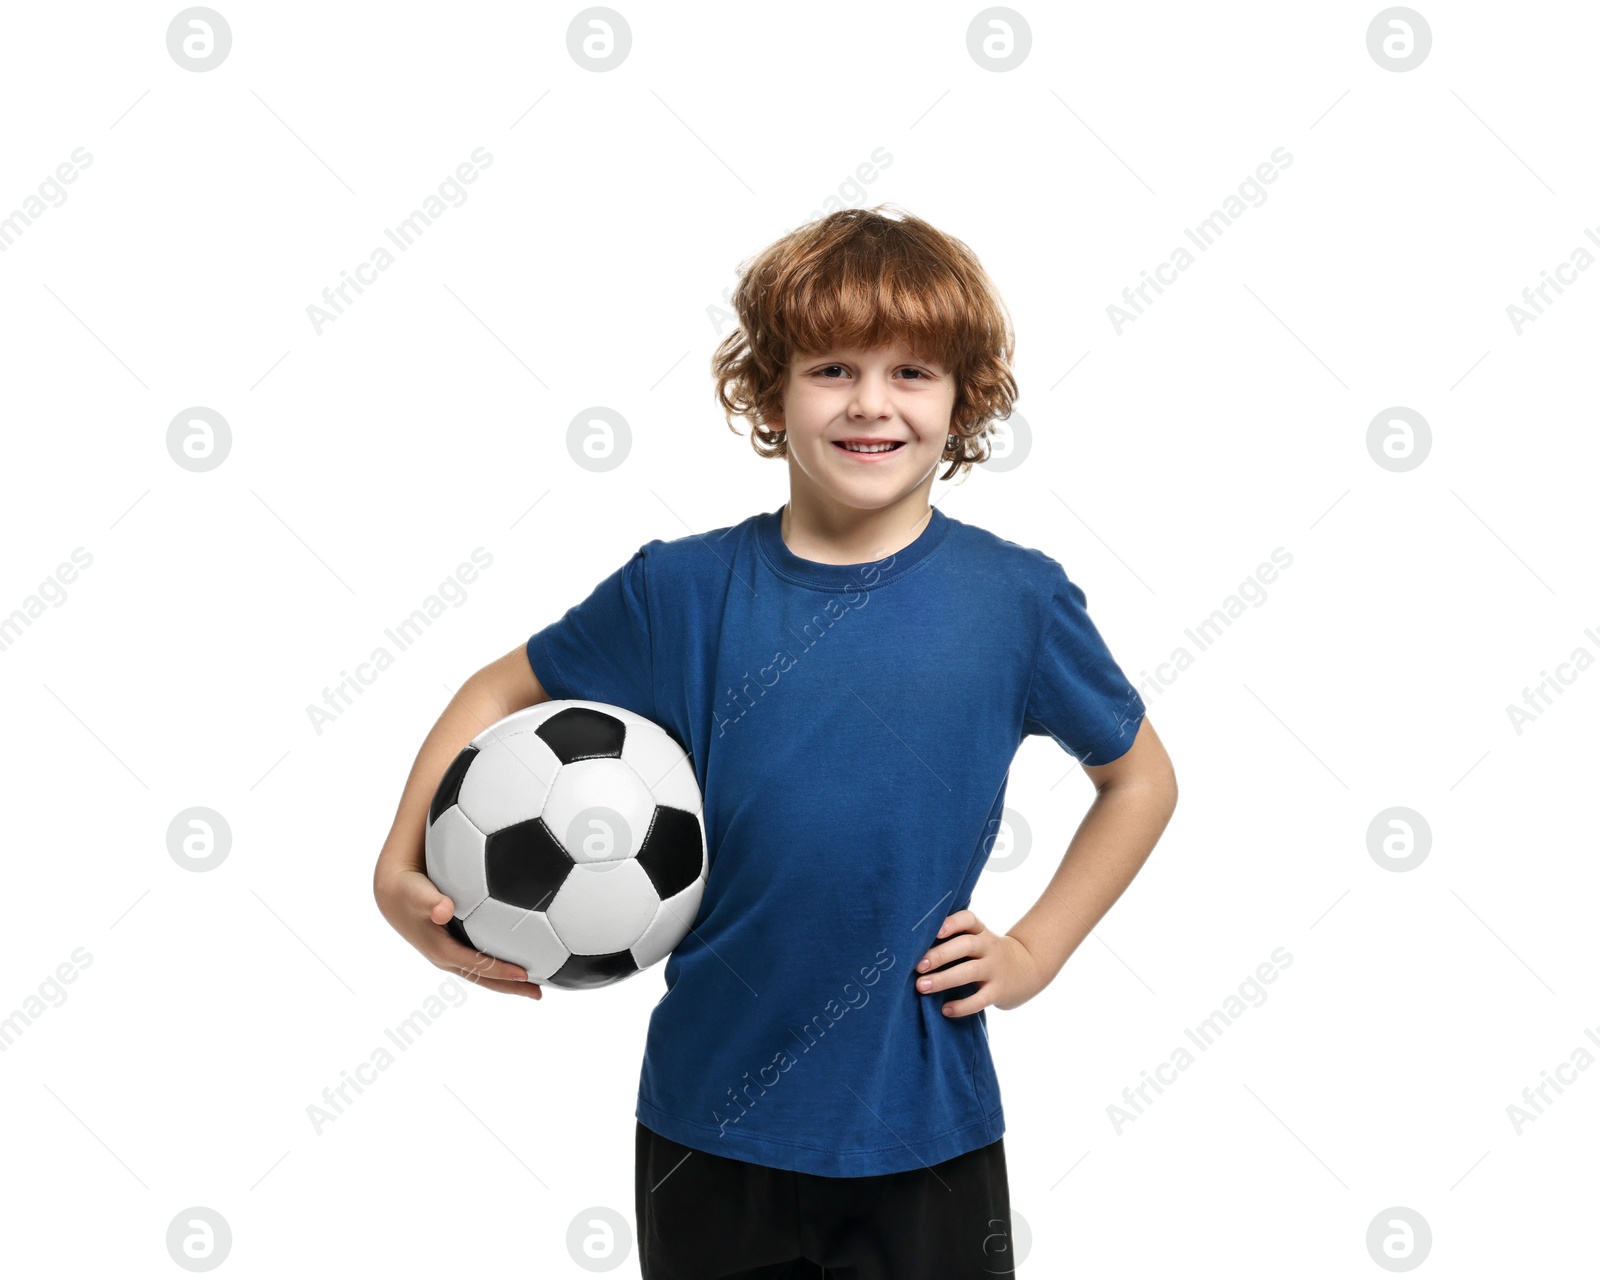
[2,1,1595,1275]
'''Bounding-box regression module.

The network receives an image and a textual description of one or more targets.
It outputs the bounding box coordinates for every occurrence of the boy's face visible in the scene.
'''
[775,341,957,512]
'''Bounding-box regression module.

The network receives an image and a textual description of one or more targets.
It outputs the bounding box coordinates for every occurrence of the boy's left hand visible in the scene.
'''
[913,909,1046,1016]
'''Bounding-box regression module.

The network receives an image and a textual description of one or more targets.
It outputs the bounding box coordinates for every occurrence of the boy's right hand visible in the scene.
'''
[375,865,543,999]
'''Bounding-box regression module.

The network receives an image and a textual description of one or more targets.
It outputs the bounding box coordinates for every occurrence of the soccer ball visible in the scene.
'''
[425,699,707,991]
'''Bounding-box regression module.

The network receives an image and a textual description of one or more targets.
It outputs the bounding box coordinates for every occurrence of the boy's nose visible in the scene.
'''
[848,384,892,415]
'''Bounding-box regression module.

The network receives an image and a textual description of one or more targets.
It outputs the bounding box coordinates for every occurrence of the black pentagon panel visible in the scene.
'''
[536,706,627,763]
[445,915,476,950]
[635,806,705,900]
[552,949,639,989]
[484,817,576,911]
[430,745,479,826]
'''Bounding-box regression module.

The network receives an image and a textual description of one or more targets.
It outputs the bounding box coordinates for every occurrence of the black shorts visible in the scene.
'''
[634,1120,1016,1279]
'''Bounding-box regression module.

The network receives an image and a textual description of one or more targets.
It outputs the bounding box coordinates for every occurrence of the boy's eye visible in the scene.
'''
[815,366,928,380]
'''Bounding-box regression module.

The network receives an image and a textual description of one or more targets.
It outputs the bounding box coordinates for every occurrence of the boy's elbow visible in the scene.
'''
[1145,744,1178,816]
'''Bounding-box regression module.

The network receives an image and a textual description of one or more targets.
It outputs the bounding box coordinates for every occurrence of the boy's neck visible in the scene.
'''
[779,490,935,566]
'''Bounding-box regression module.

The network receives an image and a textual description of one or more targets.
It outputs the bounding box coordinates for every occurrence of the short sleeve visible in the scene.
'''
[1022,562,1145,764]
[525,545,656,723]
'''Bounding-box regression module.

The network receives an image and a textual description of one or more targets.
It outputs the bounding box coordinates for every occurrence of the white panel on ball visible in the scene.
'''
[542,758,657,865]
[546,859,662,953]
[456,730,561,833]
[619,725,702,815]
[462,897,572,983]
[424,805,490,917]
[632,879,706,970]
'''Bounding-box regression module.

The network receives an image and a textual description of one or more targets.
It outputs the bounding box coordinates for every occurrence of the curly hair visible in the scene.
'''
[711,204,1017,482]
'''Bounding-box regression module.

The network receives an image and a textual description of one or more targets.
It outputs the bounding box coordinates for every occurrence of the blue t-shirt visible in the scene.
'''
[525,502,1145,1177]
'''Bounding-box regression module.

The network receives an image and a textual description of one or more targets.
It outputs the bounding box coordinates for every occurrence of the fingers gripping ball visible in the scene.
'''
[425,701,707,991]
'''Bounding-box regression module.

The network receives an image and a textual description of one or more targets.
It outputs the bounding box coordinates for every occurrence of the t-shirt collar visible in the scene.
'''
[756,502,951,591]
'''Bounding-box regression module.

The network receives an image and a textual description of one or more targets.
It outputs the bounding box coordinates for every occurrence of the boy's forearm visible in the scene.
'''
[1005,776,1177,987]
[373,671,514,886]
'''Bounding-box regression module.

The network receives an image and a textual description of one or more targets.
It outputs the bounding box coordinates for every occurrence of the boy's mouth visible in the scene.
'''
[834,440,906,456]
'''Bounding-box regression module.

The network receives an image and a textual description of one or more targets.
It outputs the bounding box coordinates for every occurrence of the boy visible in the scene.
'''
[373,206,1178,1278]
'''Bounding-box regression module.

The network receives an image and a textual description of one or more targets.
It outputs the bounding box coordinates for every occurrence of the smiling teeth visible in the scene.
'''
[841,442,900,452]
